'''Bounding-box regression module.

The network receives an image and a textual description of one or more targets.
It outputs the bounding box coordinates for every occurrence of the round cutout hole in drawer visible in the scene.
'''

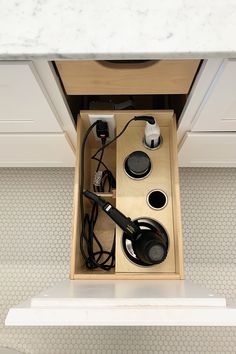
[147,190,168,210]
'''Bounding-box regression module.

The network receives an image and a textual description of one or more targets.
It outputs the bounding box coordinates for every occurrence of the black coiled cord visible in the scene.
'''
[80,117,136,271]
[80,122,115,270]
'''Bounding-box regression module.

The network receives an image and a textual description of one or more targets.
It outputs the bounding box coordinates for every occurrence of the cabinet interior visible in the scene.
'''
[61,94,188,125]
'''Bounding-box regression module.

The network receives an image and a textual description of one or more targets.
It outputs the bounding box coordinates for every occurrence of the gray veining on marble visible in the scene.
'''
[0,0,236,59]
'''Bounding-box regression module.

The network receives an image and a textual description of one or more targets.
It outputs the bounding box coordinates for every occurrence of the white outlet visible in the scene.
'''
[88,114,115,141]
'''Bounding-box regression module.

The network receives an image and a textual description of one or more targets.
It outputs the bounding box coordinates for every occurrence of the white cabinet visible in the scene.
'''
[179,132,236,167]
[192,60,236,132]
[0,62,62,133]
[6,280,236,326]
[0,61,76,166]
[178,59,236,167]
[0,133,75,167]
[3,63,236,326]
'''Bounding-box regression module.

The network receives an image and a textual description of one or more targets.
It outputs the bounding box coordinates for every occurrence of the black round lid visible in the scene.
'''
[126,151,151,176]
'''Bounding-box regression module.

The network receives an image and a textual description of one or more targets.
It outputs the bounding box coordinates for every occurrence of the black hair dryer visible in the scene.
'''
[84,190,168,266]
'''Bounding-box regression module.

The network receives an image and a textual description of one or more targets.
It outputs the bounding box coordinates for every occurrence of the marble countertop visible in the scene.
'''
[0,0,236,59]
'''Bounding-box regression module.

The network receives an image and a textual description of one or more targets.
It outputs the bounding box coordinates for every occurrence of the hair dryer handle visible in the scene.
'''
[84,190,141,241]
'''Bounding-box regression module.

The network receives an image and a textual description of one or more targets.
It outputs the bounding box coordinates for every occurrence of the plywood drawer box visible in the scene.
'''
[55,60,200,95]
[71,110,184,280]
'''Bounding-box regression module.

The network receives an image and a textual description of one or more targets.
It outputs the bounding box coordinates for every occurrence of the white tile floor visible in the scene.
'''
[0,168,236,354]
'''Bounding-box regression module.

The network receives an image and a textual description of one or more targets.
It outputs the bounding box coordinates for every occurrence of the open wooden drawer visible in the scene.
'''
[5,109,236,326]
[55,60,200,95]
[71,110,183,280]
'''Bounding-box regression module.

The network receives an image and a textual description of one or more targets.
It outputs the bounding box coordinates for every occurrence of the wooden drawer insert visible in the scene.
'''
[71,110,183,280]
[56,60,200,95]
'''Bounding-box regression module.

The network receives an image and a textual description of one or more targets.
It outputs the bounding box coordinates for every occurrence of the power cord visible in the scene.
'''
[80,116,145,270]
[80,121,115,270]
[91,117,136,160]
[92,138,116,193]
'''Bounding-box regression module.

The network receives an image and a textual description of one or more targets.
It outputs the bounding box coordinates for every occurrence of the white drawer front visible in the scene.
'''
[179,132,236,167]
[0,133,75,167]
[192,60,236,132]
[6,280,236,327]
[0,62,62,133]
